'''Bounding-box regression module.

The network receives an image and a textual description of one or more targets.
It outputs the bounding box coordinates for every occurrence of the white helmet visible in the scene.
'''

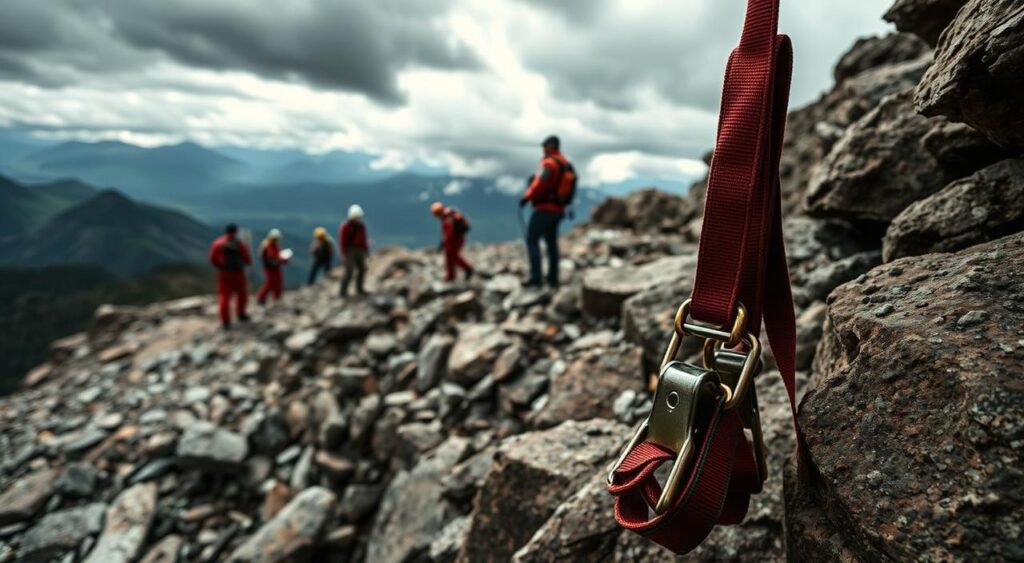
[267,228,282,240]
[348,204,365,220]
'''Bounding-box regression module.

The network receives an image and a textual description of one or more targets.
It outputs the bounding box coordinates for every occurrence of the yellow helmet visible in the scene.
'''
[314,227,327,239]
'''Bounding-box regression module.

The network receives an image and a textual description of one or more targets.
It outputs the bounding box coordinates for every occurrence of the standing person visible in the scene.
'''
[520,135,576,288]
[308,227,334,285]
[431,202,474,282]
[208,223,252,329]
[257,229,288,305]
[338,205,369,296]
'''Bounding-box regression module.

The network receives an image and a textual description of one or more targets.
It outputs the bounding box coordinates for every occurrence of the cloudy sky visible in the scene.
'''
[0,0,893,189]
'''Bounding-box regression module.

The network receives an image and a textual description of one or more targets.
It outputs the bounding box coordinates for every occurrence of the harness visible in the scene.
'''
[607,0,799,554]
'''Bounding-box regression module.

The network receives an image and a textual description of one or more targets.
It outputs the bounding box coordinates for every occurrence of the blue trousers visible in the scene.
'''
[526,210,563,285]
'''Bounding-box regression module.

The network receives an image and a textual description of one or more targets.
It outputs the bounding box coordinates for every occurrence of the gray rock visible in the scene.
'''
[84,483,158,563]
[394,421,444,465]
[227,487,338,563]
[455,419,628,563]
[313,391,346,450]
[416,333,454,393]
[915,0,1024,148]
[323,301,389,341]
[447,323,512,385]
[581,255,693,318]
[530,346,644,429]
[805,90,956,223]
[20,503,106,563]
[138,534,183,563]
[289,446,316,490]
[884,0,967,45]
[349,395,382,444]
[366,437,470,563]
[428,516,471,563]
[128,458,176,485]
[338,483,385,523]
[833,33,931,83]
[792,232,1024,561]
[176,421,248,472]
[0,467,60,525]
[56,462,98,497]
[884,159,1024,261]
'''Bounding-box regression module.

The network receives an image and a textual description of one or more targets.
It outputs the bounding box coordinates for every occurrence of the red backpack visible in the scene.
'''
[543,155,578,206]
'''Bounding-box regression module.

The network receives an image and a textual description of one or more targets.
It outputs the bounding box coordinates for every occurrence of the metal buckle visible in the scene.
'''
[704,347,768,483]
[675,299,747,348]
[608,362,723,514]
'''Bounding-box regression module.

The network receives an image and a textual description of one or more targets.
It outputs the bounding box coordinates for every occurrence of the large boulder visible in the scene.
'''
[884,158,1024,261]
[582,255,695,318]
[833,33,931,83]
[915,0,1024,148]
[228,486,338,563]
[804,90,956,223]
[455,419,628,563]
[589,189,697,234]
[787,232,1024,561]
[884,0,967,45]
[84,483,158,563]
[366,437,470,563]
[530,346,645,429]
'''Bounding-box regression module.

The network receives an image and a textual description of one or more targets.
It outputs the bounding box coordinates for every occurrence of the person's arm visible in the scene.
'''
[523,160,555,202]
[208,240,222,269]
[241,242,252,266]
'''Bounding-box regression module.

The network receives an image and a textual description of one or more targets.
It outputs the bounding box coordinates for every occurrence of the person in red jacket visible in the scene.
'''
[208,224,252,328]
[257,229,289,305]
[520,135,568,288]
[338,204,369,296]
[431,202,473,282]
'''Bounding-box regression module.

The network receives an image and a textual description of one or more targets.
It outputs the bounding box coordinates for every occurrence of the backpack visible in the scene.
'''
[313,239,332,262]
[344,221,364,248]
[544,156,578,207]
[450,211,471,236]
[221,238,246,271]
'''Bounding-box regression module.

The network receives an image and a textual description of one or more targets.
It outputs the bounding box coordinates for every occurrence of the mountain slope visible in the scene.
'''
[0,175,97,239]
[3,190,217,275]
[17,141,244,200]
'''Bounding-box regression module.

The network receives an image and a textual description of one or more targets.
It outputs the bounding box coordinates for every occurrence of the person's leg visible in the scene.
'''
[341,254,353,296]
[355,250,367,294]
[236,274,249,320]
[453,239,472,275]
[542,213,562,286]
[525,211,543,284]
[257,269,271,304]
[271,270,283,300]
[443,243,457,282]
[308,263,319,285]
[217,273,231,326]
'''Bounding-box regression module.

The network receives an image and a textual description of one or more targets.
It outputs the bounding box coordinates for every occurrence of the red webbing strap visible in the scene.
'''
[609,0,800,554]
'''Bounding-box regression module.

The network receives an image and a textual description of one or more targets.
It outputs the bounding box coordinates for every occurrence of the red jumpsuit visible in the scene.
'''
[441,211,472,282]
[257,242,286,304]
[208,234,252,325]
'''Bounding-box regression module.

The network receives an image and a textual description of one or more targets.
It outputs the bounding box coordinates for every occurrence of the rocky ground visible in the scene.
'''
[1,0,1022,561]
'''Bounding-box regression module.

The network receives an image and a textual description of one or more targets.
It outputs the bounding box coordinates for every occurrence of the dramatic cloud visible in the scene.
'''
[0,0,894,189]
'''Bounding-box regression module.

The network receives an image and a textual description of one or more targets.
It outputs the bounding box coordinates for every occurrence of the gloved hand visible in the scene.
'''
[519,197,529,208]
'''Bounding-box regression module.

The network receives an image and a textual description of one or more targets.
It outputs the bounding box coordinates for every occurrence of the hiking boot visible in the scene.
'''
[521,279,542,288]
[238,314,251,323]
[465,268,474,281]
[222,321,231,331]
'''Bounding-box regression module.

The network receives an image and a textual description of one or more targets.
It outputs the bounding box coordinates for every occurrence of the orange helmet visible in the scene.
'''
[430,202,445,216]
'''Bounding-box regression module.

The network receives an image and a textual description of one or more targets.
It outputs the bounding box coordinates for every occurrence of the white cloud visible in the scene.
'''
[0,0,895,189]
[442,179,470,195]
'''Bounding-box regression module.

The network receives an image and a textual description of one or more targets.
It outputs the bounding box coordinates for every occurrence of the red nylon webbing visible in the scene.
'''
[609,0,800,554]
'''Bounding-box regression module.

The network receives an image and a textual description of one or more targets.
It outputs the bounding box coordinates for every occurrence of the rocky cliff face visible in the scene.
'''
[1,1,1022,562]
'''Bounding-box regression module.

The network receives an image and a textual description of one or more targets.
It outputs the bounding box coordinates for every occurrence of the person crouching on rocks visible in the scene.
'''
[308,227,334,285]
[208,223,252,329]
[431,202,474,282]
[257,229,288,305]
[339,205,369,296]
